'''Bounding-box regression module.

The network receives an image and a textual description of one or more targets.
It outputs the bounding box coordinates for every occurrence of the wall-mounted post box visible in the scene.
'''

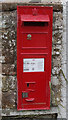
[17,6,53,110]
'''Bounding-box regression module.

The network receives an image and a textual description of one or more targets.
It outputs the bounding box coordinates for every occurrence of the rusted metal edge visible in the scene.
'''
[0,3,63,12]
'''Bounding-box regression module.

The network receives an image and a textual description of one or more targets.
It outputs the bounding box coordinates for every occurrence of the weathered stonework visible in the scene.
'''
[2,76,17,91]
[2,64,16,75]
[2,11,17,65]
[2,90,16,109]
[1,2,64,118]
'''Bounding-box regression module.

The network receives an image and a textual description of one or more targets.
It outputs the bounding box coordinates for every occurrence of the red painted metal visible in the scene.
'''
[21,15,50,22]
[17,6,53,110]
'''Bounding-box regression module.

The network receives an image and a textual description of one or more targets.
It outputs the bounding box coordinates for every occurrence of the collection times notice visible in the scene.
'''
[23,58,44,72]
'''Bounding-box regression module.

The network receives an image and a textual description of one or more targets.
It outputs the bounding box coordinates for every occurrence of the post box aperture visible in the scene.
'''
[17,6,53,110]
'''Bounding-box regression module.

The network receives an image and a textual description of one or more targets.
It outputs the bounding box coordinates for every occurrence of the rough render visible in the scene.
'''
[1,0,68,3]
[66,2,68,119]
[0,1,67,119]
[1,0,61,3]
[0,2,2,119]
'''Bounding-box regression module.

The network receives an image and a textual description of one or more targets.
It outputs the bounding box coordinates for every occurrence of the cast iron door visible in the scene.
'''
[17,6,53,110]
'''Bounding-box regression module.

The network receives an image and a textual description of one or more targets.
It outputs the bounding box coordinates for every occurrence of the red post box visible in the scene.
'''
[17,6,53,110]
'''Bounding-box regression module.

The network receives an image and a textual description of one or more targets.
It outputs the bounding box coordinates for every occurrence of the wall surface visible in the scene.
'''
[0,0,67,119]
[0,3,2,120]
[66,1,68,120]
[2,0,61,3]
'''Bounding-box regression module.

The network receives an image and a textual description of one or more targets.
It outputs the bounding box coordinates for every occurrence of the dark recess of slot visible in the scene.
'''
[24,22,48,26]
[27,83,29,87]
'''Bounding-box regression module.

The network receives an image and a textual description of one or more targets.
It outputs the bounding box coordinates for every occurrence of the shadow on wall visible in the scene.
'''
[2,115,58,120]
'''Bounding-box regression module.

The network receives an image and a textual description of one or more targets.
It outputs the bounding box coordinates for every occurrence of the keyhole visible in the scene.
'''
[27,83,29,87]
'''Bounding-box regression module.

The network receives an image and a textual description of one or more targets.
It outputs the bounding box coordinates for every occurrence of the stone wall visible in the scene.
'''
[1,0,61,3]
[1,2,64,118]
[66,1,68,119]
